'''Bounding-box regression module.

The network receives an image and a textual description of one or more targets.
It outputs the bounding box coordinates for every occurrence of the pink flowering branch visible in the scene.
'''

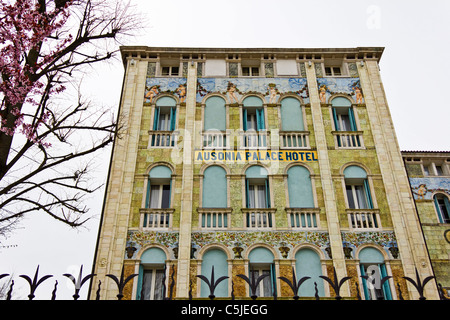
[0,0,142,232]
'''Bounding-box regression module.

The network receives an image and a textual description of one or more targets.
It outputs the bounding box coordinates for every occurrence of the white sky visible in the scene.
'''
[0,0,449,300]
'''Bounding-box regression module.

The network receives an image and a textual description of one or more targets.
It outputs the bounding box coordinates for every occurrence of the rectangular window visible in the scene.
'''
[250,267,272,297]
[242,67,259,76]
[248,184,267,209]
[149,184,171,209]
[325,66,342,76]
[140,269,165,300]
[346,185,369,209]
[161,66,179,76]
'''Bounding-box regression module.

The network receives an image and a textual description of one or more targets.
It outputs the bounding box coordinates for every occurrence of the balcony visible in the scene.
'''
[240,130,269,149]
[285,208,320,229]
[347,209,381,230]
[197,208,232,230]
[332,131,364,149]
[148,130,178,147]
[202,131,229,149]
[242,208,277,229]
[140,208,175,229]
[280,131,310,149]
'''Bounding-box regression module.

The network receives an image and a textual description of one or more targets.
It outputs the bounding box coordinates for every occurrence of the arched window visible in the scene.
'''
[344,166,373,210]
[331,97,356,132]
[295,248,324,297]
[248,247,276,297]
[245,166,270,209]
[201,166,228,228]
[433,193,450,223]
[344,165,379,229]
[200,249,228,297]
[242,96,266,148]
[203,166,227,208]
[136,247,167,300]
[281,97,304,131]
[331,97,361,148]
[146,166,172,209]
[151,96,177,146]
[204,96,226,131]
[287,166,314,208]
[359,247,392,300]
[243,96,265,131]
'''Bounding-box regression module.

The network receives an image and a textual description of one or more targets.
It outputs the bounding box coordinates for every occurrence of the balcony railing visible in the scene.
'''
[240,130,269,149]
[333,131,364,149]
[202,131,229,149]
[140,208,175,229]
[148,130,178,147]
[285,208,320,229]
[347,209,381,230]
[280,131,310,149]
[242,208,277,229]
[197,208,232,229]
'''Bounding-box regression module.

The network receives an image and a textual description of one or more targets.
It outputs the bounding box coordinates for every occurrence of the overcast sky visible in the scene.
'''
[0,0,449,300]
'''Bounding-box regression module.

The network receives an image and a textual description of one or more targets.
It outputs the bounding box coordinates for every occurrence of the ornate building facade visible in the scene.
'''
[89,46,440,300]
[403,151,450,296]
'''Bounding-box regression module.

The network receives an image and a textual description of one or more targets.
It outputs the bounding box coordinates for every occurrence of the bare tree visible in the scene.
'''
[0,0,143,239]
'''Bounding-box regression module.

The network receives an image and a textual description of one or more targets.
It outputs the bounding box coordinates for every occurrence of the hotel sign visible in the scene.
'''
[194,150,318,163]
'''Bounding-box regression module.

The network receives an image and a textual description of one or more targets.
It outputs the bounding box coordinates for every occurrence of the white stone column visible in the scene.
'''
[358,60,439,300]
[90,57,147,299]
[176,61,197,297]
[305,62,350,297]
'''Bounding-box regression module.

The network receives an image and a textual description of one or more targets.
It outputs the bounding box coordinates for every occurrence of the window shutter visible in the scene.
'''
[434,196,444,223]
[245,179,250,208]
[359,265,370,300]
[145,178,151,208]
[270,264,277,297]
[348,107,357,131]
[265,179,271,208]
[243,109,248,131]
[153,107,160,130]
[363,179,374,209]
[444,197,450,222]
[169,107,176,131]
[332,108,340,131]
[136,264,144,300]
[380,264,392,300]
[257,108,265,131]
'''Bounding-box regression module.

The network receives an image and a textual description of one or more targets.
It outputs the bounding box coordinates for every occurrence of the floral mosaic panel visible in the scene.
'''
[341,231,397,247]
[144,77,188,104]
[196,77,309,104]
[317,77,364,104]
[409,177,450,200]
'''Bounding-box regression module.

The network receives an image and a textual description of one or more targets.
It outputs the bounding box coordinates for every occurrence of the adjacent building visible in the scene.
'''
[402,151,450,296]
[89,46,440,300]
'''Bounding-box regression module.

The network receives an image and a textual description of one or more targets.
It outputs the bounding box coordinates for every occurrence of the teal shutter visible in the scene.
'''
[152,107,160,146]
[169,179,172,207]
[434,196,444,223]
[153,107,160,130]
[136,264,144,300]
[257,108,265,131]
[332,108,341,147]
[243,109,248,131]
[145,178,151,208]
[360,265,370,300]
[348,107,357,131]
[245,179,250,208]
[265,179,270,208]
[380,264,392,300]
[444,197,450,222]
[332,108,340,131]
[363,179,374,209]
[270,264,277,297]
[169,107,176,131]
